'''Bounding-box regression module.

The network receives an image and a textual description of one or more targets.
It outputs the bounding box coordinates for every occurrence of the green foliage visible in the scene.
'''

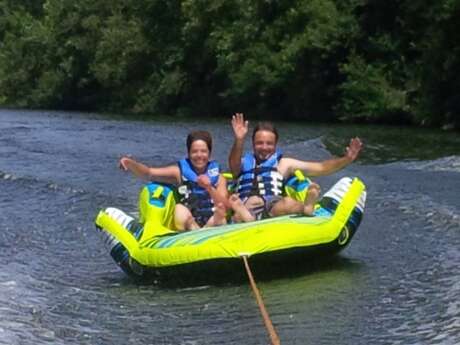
[408,0,460,127]
[339,0,460,127]
[205,0,362,118]
[337,53,410,122]
[0,8,57,107]
[0,0,458,128]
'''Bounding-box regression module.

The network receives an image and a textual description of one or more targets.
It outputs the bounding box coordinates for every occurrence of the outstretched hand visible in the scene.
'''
[119,156,132,171]
[231,113,249,141]
[345,137,363,161]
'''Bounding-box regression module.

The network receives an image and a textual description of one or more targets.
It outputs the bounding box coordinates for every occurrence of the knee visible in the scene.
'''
[174,204,192,228]
[175,203,190,214]
[245,196,264,209]
[270,197,302,216]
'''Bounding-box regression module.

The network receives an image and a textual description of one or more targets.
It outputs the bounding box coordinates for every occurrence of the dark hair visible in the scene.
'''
[186,130,213,153]
[252,122,279,143]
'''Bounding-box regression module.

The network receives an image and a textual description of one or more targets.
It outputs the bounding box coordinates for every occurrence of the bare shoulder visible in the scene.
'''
[278,157,298,177]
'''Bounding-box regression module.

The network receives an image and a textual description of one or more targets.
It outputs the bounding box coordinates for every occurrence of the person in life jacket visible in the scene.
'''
[228,113,363,221]
[119,130,249,230]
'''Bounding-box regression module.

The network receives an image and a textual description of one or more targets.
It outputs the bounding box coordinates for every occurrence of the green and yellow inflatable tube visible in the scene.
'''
[95,175,366,279]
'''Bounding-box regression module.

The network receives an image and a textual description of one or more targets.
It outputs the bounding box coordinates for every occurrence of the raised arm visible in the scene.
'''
[228,113,249,177]
[279,137,363,177]
[119,156,180,184]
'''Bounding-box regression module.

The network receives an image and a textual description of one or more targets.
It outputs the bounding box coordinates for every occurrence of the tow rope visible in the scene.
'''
[242,255,280,345]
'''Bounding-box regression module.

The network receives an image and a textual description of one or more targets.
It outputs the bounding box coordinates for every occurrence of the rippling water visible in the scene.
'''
[1,109,459,345]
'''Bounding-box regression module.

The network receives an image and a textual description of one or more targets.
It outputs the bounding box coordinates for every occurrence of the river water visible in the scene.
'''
[1,109,459,345]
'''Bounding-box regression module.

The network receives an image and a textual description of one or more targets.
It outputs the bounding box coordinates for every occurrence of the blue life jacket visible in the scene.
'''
[236,150,284,200]
[177,158,220,227]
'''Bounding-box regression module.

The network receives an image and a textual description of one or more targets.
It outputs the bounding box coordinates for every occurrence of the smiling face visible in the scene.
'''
[252,130,277,162]
[188,139,210,173]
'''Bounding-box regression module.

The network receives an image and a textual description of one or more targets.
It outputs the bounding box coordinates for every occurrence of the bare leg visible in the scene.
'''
[174,204,199,231]
[229,194,255,223]
[185,216,200,230]
[303,183,321,216]
[205,202,227,227]
[269,197,304,217]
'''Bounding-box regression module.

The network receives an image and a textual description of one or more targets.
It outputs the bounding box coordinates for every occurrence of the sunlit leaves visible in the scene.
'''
[0,0,458,127]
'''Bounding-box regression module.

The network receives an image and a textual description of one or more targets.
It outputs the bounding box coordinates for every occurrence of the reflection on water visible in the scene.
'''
[0,109,459,345]
[317,123,460,164]
[392,156,460,173]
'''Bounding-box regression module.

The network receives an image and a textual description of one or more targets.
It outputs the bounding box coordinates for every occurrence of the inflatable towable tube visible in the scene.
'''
[95,175,366,279]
